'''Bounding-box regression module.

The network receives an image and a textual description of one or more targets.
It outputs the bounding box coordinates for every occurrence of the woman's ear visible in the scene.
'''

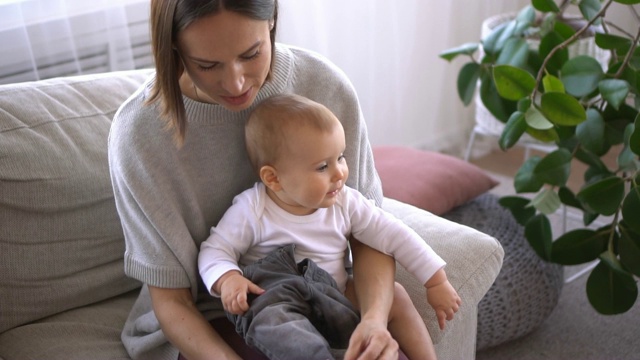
[260,165,282,191]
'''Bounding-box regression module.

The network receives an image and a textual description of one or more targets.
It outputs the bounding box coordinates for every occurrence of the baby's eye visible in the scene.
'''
[338,154,346,162]
[316,164,328,172]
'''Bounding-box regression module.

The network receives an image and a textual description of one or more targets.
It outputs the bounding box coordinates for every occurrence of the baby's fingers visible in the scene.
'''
[247,282,265,296]
[437,310,446,330]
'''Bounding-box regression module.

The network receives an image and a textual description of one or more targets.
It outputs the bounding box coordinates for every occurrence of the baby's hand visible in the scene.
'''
[426,279,461,330]
[218,271,265,315]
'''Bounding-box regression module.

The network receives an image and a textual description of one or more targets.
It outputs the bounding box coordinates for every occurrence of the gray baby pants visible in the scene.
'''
[228,244,360,360]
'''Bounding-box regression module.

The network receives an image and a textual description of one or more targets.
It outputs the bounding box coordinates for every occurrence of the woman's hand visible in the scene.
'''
[345,237,399,360]
[344,316,399,360]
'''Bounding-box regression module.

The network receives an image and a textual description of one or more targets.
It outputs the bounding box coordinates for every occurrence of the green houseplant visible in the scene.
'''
[441,0,640,315]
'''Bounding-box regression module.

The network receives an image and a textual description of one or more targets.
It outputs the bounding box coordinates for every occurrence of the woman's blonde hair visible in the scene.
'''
[146,0,278,145]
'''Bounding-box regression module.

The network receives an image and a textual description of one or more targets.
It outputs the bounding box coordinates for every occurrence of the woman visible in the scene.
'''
[109,0,404,359]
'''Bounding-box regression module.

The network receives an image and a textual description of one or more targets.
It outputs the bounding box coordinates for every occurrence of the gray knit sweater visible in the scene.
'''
[108,43,382,360]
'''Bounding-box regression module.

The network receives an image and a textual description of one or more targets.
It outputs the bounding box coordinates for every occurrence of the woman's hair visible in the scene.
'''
[147,0,279,145]
[245,94,340,175]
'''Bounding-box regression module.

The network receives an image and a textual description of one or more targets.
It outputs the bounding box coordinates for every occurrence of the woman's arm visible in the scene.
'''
[344,238,400,360]
[148,286,241,360]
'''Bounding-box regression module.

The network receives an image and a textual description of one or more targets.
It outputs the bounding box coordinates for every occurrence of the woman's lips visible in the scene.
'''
[220,88,252,107]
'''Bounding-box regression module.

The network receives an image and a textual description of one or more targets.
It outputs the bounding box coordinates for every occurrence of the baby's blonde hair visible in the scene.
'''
[245,94,340,174]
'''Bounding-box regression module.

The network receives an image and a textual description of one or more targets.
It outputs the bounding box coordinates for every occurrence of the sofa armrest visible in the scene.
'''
[381,197,504,359]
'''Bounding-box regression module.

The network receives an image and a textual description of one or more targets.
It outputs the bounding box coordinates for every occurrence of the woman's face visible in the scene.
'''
[176,10,272,111]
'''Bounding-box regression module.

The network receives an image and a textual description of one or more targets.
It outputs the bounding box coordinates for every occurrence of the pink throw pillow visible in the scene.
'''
[373,146,498,215]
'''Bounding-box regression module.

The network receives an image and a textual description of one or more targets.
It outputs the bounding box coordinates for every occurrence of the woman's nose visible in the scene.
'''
[221,63,245,95]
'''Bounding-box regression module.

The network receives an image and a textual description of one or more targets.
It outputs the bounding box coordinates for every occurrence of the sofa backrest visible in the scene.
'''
[0,69,153,333]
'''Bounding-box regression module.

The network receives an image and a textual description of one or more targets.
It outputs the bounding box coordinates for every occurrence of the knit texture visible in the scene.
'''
[443,193,564,350]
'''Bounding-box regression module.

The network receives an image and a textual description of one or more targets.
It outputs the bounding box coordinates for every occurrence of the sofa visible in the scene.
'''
[0,69,504,359]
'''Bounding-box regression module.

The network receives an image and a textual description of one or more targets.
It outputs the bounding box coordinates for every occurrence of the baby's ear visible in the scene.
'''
[260,165,282,191]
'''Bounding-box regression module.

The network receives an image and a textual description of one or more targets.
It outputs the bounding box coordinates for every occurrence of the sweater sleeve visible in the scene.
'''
[108,83,197,291]
[198,188,260,296]
[342,188,446,285]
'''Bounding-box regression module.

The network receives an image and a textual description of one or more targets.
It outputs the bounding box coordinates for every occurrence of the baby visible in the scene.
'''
[199,94,460,360]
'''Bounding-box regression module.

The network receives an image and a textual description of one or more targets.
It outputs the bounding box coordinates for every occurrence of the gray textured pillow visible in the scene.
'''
[0,70,152,333]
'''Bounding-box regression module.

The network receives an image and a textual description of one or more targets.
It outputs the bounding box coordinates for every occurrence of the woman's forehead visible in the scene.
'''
[176,10,270,60]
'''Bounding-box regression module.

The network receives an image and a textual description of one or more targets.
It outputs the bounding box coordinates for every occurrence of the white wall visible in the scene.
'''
[277,0,636,156]
[277,0,531,155]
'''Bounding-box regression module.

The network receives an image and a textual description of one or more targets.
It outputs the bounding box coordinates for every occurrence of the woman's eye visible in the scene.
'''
[242,50,261,60]
[197,63,218,72]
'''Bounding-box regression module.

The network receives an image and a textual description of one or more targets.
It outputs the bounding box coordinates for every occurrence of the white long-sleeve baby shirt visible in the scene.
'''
[199,182,445,295]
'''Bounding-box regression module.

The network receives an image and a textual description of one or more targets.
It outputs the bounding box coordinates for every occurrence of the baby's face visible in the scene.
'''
[271,122,349,215]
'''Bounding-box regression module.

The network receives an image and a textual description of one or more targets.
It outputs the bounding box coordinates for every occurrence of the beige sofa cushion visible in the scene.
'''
[0,70,152,333]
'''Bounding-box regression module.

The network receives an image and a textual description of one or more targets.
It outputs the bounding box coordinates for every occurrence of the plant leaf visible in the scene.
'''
[525,106,554,130]
[534,149,572,186]
[587,252,638,315]
[482,21,512,56]
[540,31,569,74]
[575,146,610,173]
[599,79,629,110]
[532,0,560,12]
[530,188,562,215]
[576,109,607,156]
[543,74,565,93]
[457,62,481,106]
[526,127,560,143]
[577,176,626,215]
[499,195,537,226]
[613,0,640,5]
[515,156,545,193]
[525,214,553,261]
[622,186,640,234]
[631,114,640,155]
[558,186,583,209]
[618,123,637,169]
[619,221,640,277]
[493,65,537,101]
[514,5,536,33]
[541,92,587,126]
[479,72,517,122]
[579,0,602,22]
[497,38,530,67]
[595,33,632,51]
[551,229,608,265]
[499,111,527,150]
[561,55,605,97]
[439,43,480,62]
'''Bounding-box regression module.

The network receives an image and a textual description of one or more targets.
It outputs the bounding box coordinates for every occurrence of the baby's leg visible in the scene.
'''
[345,280,437,360]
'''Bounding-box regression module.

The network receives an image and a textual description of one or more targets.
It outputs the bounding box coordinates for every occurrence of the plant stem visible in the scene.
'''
[614,25,640,78]
[558,0,570,17]
[532,0,615,100]
[608,210,620,254]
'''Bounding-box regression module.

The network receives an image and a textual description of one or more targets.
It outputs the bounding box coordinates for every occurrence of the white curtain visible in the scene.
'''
[277,0,531,154]
[0,0,150,84]
[5,0,632,155]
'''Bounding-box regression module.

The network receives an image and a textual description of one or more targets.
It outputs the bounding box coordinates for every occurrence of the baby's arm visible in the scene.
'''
[424,268,461,330]
[214,270,265,315]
